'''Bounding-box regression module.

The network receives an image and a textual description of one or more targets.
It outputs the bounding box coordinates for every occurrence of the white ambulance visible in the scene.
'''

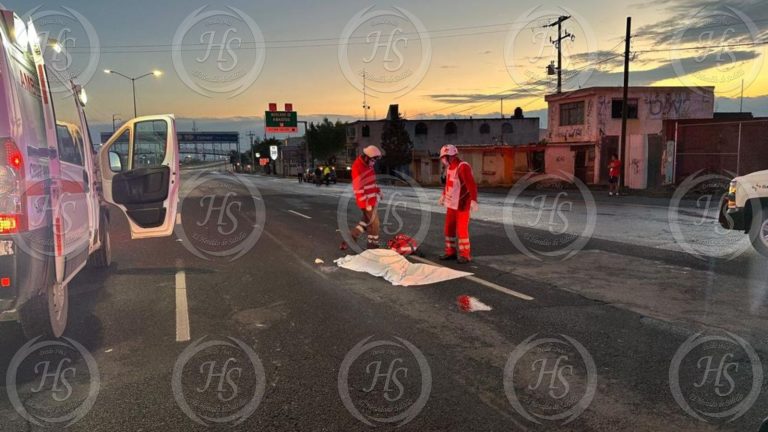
[0,11,179,337]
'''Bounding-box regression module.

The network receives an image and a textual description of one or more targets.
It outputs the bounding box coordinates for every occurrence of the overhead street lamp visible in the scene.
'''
[103,69,162,118]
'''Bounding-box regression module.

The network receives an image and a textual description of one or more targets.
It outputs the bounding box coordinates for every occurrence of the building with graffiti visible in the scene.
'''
[544,86,715,188]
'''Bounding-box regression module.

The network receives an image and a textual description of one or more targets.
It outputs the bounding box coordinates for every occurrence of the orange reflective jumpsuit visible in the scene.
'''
[441,159,478,258]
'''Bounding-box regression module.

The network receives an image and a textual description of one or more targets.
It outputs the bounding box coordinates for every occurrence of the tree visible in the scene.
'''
[380,113,413,175]
[306,118,346,164]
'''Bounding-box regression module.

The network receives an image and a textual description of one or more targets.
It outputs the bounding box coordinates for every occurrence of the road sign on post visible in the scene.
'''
[270,145,279,160]
[265,111,298,133]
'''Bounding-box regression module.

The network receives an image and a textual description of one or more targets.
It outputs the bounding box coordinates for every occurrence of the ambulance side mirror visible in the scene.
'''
[108,151,122,172]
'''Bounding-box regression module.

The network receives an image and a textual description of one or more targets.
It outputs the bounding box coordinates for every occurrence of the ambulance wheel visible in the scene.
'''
[20,260,68,339]
[89,214,112,269]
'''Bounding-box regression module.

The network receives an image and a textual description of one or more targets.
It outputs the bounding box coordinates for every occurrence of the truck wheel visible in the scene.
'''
[749,209,768,258]
[20,280,69,339]
[88,214,112,268]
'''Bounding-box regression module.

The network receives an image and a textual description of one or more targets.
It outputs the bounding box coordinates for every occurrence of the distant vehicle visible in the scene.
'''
[0,11,180,338]
[720,169,768,257]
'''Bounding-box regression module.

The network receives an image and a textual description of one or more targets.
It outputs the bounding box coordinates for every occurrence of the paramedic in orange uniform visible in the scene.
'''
[438,145,478,264]
[342,145,383,250]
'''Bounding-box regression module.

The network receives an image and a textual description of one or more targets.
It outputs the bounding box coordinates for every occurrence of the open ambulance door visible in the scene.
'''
[98,115,179,239]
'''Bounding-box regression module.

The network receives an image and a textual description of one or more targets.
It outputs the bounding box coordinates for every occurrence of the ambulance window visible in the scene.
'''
[133,120,167,168]
[56,124,83,166]
[111,129,130,172]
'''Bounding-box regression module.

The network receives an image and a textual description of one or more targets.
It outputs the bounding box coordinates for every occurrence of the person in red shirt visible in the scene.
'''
[438,145,478,264]
[608,154,622,196]
[342,145,383,250]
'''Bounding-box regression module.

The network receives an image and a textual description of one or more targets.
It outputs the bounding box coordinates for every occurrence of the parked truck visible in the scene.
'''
[719,170,768,257]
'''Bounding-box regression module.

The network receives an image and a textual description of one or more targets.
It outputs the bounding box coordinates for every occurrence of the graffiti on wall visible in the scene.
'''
[644,92,692,119]
[557,127,584,141]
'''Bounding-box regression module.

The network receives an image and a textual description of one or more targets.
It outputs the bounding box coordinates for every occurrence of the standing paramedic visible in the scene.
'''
[341,146,383,250]
[438,145,478,264]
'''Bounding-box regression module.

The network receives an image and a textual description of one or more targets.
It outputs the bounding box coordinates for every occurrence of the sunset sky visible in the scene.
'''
[5,0,767,138]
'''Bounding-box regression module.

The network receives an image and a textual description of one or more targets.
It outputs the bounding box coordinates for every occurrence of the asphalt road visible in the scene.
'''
[1,171,766,431]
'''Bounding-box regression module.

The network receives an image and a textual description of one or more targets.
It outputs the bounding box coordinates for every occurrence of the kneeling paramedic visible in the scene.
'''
[438,145,478,264]
[343,146,383,250]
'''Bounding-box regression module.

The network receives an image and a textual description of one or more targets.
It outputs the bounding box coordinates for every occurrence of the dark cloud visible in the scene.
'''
[582,50,761,85]
[634,0,768,47]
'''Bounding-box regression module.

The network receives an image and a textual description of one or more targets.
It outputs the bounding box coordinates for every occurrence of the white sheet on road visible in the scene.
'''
[335,249,473,286]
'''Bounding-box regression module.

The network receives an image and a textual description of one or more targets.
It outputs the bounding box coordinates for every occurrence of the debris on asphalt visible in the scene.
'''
[457,295,492,312]
[315,258,325,265]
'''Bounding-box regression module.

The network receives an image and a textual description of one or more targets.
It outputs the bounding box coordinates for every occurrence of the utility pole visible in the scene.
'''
[500,98,504,119]
[362,69,370,121]
[548,16,572,94]
[619,17,632,189]
[248,131,256,173]
[740,79,744,113]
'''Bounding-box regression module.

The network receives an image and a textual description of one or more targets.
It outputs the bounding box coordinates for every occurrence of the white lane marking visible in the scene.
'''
[287,210,312,219]
[410,256,535,302]
[175,268,191,342]
[176,213,182,225]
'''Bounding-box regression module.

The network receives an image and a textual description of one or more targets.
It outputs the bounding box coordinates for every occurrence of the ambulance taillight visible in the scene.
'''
[0,139,26,233]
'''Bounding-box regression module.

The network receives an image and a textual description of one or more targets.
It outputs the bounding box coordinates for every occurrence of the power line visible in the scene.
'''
[633,39,768,54]
[64,20,548,53]
[414,50,625,119]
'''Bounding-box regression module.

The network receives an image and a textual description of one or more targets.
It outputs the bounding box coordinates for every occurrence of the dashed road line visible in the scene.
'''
[410,256,535,301]
[175,262,191,342]
[287,210,312,219]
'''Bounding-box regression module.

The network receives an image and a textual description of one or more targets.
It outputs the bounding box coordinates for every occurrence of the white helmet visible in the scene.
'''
[363,145,382,158]
[440,145,458,158]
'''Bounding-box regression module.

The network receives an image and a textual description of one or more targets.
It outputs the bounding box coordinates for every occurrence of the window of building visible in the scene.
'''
[560,101,585,126]
[611,99,639,119]
[347,127,356,138]
[479,123,491,134]
[445,122,457,135]
[362,125,370,137]
[415,122,428,136]
[501,123,513,134]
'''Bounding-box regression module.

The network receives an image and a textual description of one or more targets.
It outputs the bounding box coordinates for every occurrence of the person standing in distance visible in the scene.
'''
[608,154,622,196]
[438,145,478,264]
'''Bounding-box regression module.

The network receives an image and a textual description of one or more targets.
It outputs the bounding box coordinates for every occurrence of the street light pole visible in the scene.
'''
[104,69,162,118]
[132,79,137,118]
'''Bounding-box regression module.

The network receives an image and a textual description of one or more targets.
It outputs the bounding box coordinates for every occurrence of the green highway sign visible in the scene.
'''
[265,111,298,133]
